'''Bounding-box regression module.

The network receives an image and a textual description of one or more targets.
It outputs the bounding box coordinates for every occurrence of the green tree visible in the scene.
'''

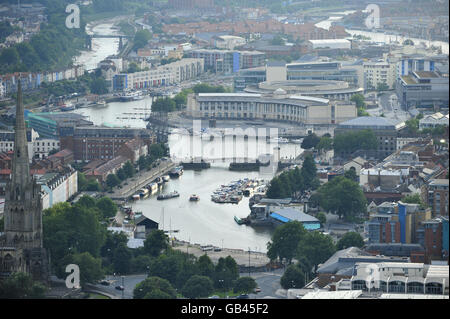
[297,231,336,268]
[59,252,104,286]
[181,275,214,299]
[133,29,152,51]
[85,179,101,191]
[301,133,320,149]
[96,197,118,220]
[123,161,135,178]
[350,94,366,108]
[133,276,176,299]
[113,244,133,275]
[317,212,327,226]
[0,272,47,299]
[152,97,176,113]
[213,256,239,291]
[280,264,305,289]
[77,172,88,191]
[131,255,153,273]
[315,176,367,221]
[333,129,377,155]
[301,154,319,190]
[233,277,257,294]
[401,194,427,209]
[267,221,307,264]
[316,136,333,152]
[344,168,358,182]
[144,230,169,257]
[116,167,127,181]
[337,232,365,250]
[196,254,215,278]
[106,174,121,189]
[90,77,109,95]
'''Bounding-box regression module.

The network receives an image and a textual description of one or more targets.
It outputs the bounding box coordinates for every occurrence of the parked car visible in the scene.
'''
[100,280,110,286]
[115,285,124,291]
[236,294,249,299]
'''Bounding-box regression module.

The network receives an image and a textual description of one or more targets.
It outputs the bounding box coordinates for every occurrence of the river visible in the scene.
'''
[73,12,446,252]
[315,11,449,54]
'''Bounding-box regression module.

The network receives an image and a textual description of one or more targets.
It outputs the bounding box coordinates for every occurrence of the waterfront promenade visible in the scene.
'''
[109,160,177,200]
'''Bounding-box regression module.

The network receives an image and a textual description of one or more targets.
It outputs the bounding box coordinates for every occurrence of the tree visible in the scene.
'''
[133,276,176,299]
[301,154,318,190]
[144,230,169,257]
[131,255,153,273]
[337,232,365,250]
[60,252,104,286]
[350,94,366,109]
[270,34,285,46]
[152,97,176,113]
[267,221,307,264]
[106,174,120,190]
[333,129,378,155]
[181,275,214,299]
[233,277,257,294]
[112,244,133,275]
[196,254,215,278]
[344,168,358,182]
[301,133,320,149]
[43,202,107,271]
[85,179,101,191]
[317,212,327,226]
[315,176,367,221]
[133,29,152,51]
[316,136,333,152]
[123,161,135,178]
[213,256,239,291]
[0,272,47,299]
[116,167,127,181]
[297,231,336,268]
[77,172,88,191]
[90,77,109,95]
[401,194,426,209]
[280,264,305,289]
[96,197,118,220]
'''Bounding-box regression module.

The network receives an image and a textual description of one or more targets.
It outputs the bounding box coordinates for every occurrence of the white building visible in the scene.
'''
[114,58,204,90]
[308,39,351,50]
[214,35,246,50]
[39,169,78,210]
[419,112,449,130]
[0,80,5,98]
[186,91,357,125]
[351,262,449,295]
[363,59,397,90]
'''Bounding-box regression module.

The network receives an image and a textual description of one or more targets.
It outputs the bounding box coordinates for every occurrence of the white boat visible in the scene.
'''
[269,137,289,144]
[162,175,170,182]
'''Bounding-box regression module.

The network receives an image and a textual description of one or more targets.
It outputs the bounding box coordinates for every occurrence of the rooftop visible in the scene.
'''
[338,116,400,129]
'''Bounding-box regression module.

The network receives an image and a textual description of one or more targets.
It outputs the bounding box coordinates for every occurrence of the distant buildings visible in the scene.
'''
[363,59,397,90]
[307,39,352,51]
[419,112,450,130]
[188,49,265,74]
[39,167,78,210]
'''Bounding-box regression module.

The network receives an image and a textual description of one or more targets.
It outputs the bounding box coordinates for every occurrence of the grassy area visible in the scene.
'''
[87,293,110,299]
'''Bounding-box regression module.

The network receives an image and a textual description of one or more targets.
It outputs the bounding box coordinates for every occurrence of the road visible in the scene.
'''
[248,268,285,299]
[90,274,147,299]
[109,160,176,199]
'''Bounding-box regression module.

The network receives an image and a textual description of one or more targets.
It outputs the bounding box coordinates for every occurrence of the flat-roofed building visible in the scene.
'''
[186,92,356,125]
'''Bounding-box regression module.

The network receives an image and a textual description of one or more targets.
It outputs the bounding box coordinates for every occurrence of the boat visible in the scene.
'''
[60,103,75,112]
[189,194,200,202]
[269,137,289,144]
[162,175,170,182]
[157,191,180,200]
[93,99,108,107]
[234,216,245,225]
[132,194,140,200]
[120,91,144,102]
[147,182,158,194]
[139,188,149,198]
[169,166,184,178]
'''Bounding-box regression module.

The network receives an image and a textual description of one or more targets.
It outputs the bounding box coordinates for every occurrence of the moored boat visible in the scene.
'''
[189,194,200,202]
[157,191,180,200]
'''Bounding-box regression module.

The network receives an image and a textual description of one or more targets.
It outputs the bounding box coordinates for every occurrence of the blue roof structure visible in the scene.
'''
[269,207,320,230]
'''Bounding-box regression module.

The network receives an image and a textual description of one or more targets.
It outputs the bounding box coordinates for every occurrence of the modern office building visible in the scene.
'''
[186,91,357,125]
[286,61,363,87]
[396,69,449,110]
[26,112,93,139]
[234,67,267,92]
[188,49,265,74]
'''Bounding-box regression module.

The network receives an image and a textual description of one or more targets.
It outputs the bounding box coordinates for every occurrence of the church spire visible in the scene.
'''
[12,80,31,188]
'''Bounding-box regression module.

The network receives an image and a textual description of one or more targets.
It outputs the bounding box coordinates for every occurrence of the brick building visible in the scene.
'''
[59,126,156,162]
[117,138,148,164]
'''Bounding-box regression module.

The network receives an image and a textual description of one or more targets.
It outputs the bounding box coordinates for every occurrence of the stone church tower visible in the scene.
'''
[0,81,49,282]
